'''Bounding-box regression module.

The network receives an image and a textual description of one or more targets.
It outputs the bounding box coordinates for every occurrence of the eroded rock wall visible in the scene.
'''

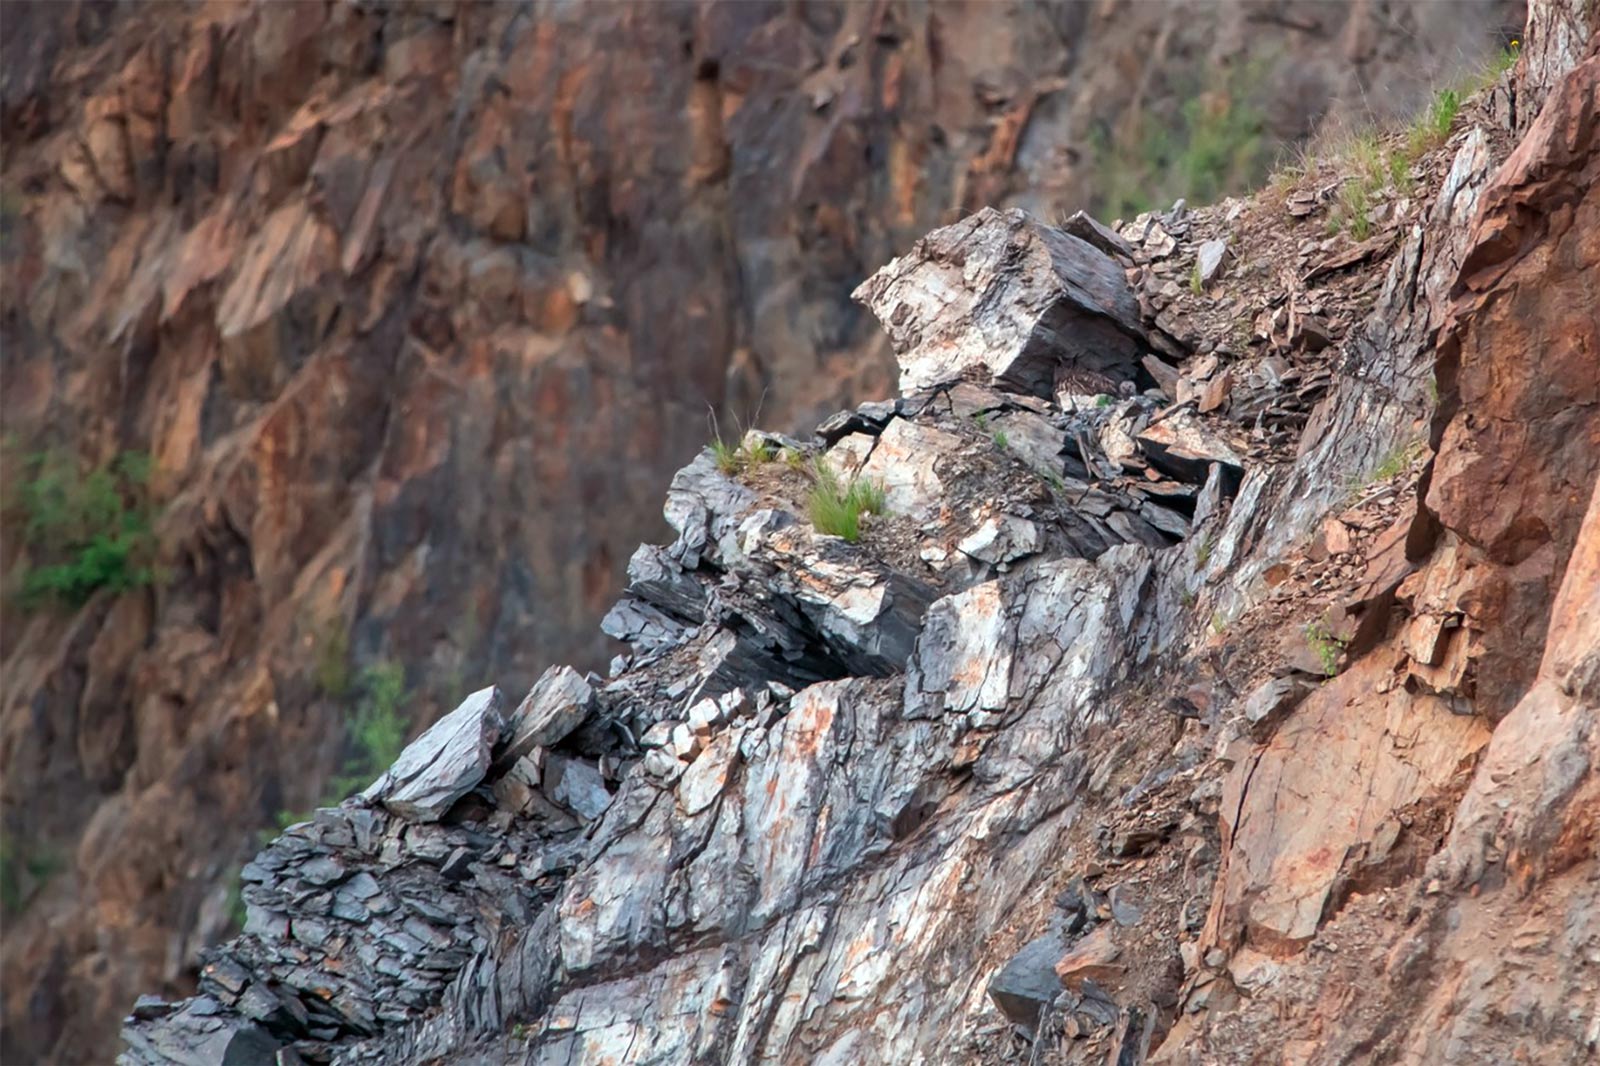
[115,6,1598,1065]
[0,1,1535,1063]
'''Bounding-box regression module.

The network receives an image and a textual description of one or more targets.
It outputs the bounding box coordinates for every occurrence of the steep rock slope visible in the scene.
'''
[118,7,1598,1065]
[0,3,1527,1062]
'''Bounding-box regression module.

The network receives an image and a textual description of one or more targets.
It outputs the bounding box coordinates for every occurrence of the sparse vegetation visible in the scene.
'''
[992,430,1010,451]
[1407,87,1461,159]
[1305,621,1347,677]
[1195,533,1216,568]
[973,412,989,432]
[331,662,410,798]
[9,450,157,607]
[315,619,353,698]
[781,446,805,471]
[1094,62,1270,220]
[808,462,888,543]
[1326,132,1387,239]
[1351,438,1424,496]
[1,835,62,917]
[710,434,777,475]
[1476,38,1521,91]
[261,659,413,851]
[1190,260,1204,295]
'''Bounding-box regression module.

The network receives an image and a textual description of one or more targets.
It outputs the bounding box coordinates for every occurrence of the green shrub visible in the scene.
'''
[1305,621,1347,677]
[992,430,1010,451]
[808,463,888,543]
[11,451,156,606]
[1093,63,1270,220]
[710,435,776,475]
[329,662,409,798]
[314,620,353,698]
[1,835,61,916]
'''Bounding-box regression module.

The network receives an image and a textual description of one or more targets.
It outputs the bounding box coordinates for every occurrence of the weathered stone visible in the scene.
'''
[547,756,611,824]
[1197,238,1229,284]
[361,688,505,823]
[1242,676,1315,737]
[497,667,594,772]
[855,207,1147,397]
[1138,407,1245,488]
[988,933,1068,1030]
[1055,924,1123,990]
[957,515,1043,567]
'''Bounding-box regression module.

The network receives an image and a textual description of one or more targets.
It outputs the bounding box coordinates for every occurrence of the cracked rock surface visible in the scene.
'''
[119,9,1600,1065]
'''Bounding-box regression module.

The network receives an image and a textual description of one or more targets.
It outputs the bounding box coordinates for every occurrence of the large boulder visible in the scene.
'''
[854,207,1150,397]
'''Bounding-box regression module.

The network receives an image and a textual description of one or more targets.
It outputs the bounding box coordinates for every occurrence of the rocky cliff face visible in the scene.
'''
[0,1,1534,1063]
[113,6,1599,1065]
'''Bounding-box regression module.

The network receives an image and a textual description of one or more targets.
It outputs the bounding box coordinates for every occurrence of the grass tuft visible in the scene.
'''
[808,462,888,543]
[710,435,777,475]
[1406,87,1460,159]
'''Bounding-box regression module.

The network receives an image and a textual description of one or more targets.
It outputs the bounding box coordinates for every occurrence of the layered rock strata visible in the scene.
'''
[120,10,1599,1065]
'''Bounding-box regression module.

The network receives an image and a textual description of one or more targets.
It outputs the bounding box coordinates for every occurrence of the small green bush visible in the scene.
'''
[808,463,888,543]
[1093,62,1270,220]
[329,662,409,798]
[11,451,156,606]
[1305,621,1347,677]
[0,835,61,916]
[314,620,353,698]
[992,430,1010,451]
[1407,87,1460,158]
[710,436,776,475]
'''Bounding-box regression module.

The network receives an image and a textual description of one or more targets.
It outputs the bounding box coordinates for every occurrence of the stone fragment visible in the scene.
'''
[957,515,1042,567]
[1198,367,1233,414]
[1141,354,1180,400]
[677,728,741,816]
[854,206,1148,397]
[1197,238,1229,283]
[1243,676,1316,737]
[815,400,898,445]
[642,748,685,782]
[987,932,1067,1030]
[497,667,594,771]
[547,756,611,823]
[1058,209,1137,262]
[1054,924,1123,990]
[1137,408,1245,487]
[362,687,505,822]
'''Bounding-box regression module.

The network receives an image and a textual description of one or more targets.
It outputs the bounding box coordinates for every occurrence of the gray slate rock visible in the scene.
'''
[1197,237,1229,284]
[496,667,595,771]
[854,206,1148,398]
[988,932,1067,1031]
[361,687,505,822]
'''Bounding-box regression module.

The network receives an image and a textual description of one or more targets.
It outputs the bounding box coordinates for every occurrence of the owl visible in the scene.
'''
[1053,364,1126,401]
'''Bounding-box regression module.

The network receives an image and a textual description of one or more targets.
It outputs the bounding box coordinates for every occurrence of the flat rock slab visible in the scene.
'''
[497,666,594,771]
[854,206,1147,398]
[1137,407,1245,488]
[362,686,505,822]
[989,932,1067,1030]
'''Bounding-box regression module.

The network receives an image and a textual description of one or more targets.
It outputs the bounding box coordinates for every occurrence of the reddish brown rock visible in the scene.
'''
[0,2,1531,1063]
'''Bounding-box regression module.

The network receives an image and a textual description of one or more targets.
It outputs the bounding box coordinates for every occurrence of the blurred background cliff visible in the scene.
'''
[0,1,1519,1061]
